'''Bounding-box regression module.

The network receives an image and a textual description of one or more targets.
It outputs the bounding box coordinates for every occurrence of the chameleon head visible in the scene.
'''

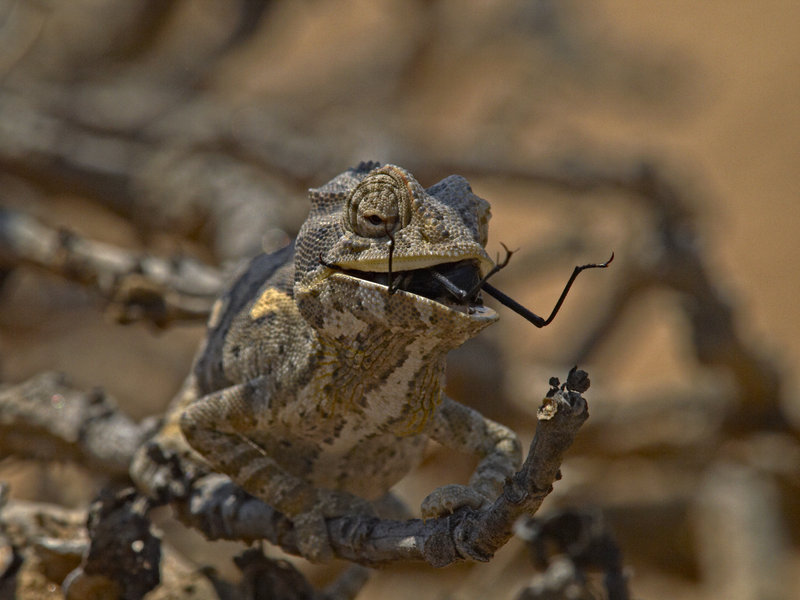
[294,163,499,349]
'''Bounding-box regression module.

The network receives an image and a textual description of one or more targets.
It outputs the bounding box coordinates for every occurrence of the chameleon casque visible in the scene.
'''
[132,162,524,562]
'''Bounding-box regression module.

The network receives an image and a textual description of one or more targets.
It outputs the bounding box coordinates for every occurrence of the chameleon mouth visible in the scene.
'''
[333,259,485,310]
[326,246,615,327]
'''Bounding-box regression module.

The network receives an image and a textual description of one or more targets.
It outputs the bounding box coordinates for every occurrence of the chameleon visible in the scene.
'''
[131,161,525,562]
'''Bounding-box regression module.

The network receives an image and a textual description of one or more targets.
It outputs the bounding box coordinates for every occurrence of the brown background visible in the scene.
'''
[1,1,798,598]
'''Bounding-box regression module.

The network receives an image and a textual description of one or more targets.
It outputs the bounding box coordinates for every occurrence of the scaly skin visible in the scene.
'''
[131,163,521,562]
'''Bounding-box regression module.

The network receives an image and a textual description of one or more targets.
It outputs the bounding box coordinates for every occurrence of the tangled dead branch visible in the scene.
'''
[0,368,593,596]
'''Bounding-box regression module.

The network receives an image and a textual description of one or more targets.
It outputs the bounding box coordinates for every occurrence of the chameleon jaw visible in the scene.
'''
[326,271,499,329]
[327,259,488,312]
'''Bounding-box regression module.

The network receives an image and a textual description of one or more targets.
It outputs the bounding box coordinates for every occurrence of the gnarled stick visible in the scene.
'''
[0,208,224,327]
[0,369,589,567]
[167,369,590,566]
[0,372,147,478]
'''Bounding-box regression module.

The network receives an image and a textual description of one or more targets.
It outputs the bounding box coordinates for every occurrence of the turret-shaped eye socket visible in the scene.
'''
[356,207,399,237]
[347,168,413,238]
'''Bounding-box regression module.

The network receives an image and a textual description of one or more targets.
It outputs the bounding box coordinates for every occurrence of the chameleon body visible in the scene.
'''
[131,162,521,561]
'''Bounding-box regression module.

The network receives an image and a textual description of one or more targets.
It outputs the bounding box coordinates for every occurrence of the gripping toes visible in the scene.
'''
[292,491,376,562]
[292,509,334,563]
[421,484,490,519]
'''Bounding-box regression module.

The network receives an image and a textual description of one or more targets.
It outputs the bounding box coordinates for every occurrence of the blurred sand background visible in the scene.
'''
[1,1,798,598]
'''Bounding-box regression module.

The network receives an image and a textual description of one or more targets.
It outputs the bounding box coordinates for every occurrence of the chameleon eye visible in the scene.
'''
[355,211,398,238]
[347,166,413,238]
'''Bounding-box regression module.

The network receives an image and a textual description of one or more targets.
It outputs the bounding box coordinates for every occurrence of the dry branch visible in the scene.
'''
[515,509,630,600]
[0,369,590,568]
[0,207,224,327]
[0,372,147,478]
[154,369,591,567]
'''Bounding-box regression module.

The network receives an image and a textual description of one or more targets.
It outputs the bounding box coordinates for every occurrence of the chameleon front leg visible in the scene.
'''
[421,396,522,518]
[130,373,207,500]
[179,379,371,562]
